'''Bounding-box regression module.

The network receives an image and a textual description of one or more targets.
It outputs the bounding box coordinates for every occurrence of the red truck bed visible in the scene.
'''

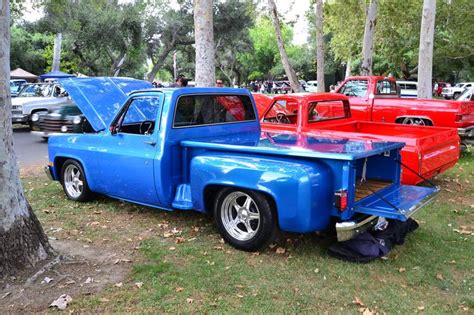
[255,93,460,185]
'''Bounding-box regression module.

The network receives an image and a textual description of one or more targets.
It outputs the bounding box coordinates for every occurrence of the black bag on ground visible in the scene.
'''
[328,218,419,263]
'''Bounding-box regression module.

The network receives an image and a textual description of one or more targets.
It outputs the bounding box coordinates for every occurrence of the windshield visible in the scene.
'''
[454,83,464,88]
[18,84,53,97]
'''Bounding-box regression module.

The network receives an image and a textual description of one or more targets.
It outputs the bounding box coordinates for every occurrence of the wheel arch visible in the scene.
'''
[53,155,90,183]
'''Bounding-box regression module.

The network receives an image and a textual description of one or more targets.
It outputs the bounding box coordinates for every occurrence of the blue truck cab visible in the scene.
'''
[46,77,438,251]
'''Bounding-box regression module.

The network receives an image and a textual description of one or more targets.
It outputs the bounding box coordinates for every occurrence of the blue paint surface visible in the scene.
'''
[47,79,438,234]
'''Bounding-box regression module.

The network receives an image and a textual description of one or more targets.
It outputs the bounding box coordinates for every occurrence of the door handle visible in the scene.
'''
[144,140,157,146]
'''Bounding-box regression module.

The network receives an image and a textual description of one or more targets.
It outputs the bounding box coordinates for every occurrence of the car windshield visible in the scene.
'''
[18,84,53,97]
[454,83,464,88]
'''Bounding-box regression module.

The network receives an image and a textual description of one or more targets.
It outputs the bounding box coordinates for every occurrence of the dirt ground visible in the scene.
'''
[0,239,130,313]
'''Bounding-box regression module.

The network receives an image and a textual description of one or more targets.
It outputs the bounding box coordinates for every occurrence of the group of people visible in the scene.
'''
[152,75,225,88]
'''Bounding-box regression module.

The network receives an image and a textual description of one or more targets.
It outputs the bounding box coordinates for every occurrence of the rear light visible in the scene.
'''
[335,190,348,211]
[455,114,463,122]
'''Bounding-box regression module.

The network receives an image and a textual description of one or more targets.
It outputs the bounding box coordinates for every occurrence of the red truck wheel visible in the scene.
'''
[214,188,278,251]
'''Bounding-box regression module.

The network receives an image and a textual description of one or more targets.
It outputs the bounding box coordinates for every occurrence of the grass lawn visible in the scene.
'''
[24,151,473,313]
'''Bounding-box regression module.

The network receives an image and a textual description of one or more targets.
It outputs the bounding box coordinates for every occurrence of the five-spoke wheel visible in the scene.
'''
[214,188,278,251]
[61,159,93,201]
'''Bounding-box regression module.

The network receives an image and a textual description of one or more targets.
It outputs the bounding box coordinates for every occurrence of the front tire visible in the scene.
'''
[61,159,93,202]
[214,188,278,251]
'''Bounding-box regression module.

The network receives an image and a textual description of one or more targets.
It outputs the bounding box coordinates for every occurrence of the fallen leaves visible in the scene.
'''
[176,287,184,292]
[353,296,365,307]
[398,267,406,273]
[84,277,94,284]
[436,273,444,280]
[50,294,72,310]
[186,298,194,304]
[113,258,132,264]
[135,282,144,289]
[275,247,286,254]
[41,277,54,284]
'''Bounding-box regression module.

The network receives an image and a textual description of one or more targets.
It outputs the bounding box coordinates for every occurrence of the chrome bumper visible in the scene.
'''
[335,215,378,242]
[458,125,474,140]
[12,114,28,123]
[44,165,54,181]
[31,131,64,138]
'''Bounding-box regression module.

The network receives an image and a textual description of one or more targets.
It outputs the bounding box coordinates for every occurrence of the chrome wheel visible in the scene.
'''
[402,117,426,125]
[220,191,261,241]
[64,164,84,199]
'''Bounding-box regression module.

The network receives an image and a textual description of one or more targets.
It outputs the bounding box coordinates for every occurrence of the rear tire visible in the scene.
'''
[453,92,460,100]
[214,187,278,251]
[61,159,93,202]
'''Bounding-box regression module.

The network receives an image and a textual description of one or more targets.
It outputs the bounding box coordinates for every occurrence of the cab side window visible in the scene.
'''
[119,96,161,135]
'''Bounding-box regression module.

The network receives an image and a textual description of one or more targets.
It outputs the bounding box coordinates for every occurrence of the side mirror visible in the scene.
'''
[109,125,117,135]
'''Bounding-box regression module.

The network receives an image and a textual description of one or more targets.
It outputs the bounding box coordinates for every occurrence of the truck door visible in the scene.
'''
[337,79,371,120]
[98,95,163,206]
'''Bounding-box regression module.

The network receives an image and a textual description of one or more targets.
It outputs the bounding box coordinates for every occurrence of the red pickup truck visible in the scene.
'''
[253,93,460,185]
[335,76,474,146]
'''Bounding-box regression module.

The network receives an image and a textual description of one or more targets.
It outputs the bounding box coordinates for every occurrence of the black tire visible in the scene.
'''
[61,159,93,202]
[453,92,460,100]
[213,187,278,251]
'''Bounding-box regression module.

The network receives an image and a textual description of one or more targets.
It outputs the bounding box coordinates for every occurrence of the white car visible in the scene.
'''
[11,83,69,126]
[456,87,474,101]
[305,80,318,92]
[442,82,474,99]
[396,81,418,98]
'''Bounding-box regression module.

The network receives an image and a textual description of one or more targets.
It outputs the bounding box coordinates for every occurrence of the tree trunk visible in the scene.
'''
[315,0,325,92]
[0,0,53,277]
[52,33,62,72]
[268,0,303,93]
[360,0,377,76]
[194,0,215,87]
[113,53,127,77]
[417,0,436,99]
[345,59,352,78]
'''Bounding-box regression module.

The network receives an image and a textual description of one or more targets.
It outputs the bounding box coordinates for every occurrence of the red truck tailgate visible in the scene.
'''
[306,120,460,184]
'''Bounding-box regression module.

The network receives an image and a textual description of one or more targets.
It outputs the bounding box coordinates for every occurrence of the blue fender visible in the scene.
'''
[189,152,333,233]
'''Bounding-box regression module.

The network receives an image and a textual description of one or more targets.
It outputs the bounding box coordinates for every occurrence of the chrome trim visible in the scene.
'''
[336,215,378,242]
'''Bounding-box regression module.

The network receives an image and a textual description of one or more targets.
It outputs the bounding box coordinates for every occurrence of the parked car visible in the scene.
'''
[442,82,474,99]
[335,76,474,146]
[11,83,70,127]
[255,93,459,185]
[305,80,318,92]
[10,79,27,97]
[30,103,93,139]
[396,80,418,98]
[45,77,438,251]
[456,87,474,101]
[433,82,450,96]
[273,81,291,94]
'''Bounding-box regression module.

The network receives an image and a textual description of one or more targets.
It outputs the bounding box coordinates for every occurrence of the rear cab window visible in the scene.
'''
[339,80,368,97]
[308,100,350,122]
[173,94,256,128]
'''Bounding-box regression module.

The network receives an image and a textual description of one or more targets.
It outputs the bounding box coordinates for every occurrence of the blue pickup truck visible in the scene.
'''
[45,77,438,251]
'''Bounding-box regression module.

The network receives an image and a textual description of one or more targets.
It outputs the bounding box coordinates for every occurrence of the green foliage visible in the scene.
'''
[37,0,147,77]
[10,26,52,75]
[324,0,474,80]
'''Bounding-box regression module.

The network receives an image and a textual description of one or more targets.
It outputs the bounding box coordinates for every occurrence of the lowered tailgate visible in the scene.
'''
[354,184,439,221]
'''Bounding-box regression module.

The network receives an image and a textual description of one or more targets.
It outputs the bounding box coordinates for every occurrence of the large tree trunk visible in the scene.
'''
[0,0,53,277]
[360,0,377,76]
[52,33,62,72]
[417,0,436,99]
[194,0,215,87]
[268,0,303,93]
[315,0,325,92]
[345,59,352,78]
